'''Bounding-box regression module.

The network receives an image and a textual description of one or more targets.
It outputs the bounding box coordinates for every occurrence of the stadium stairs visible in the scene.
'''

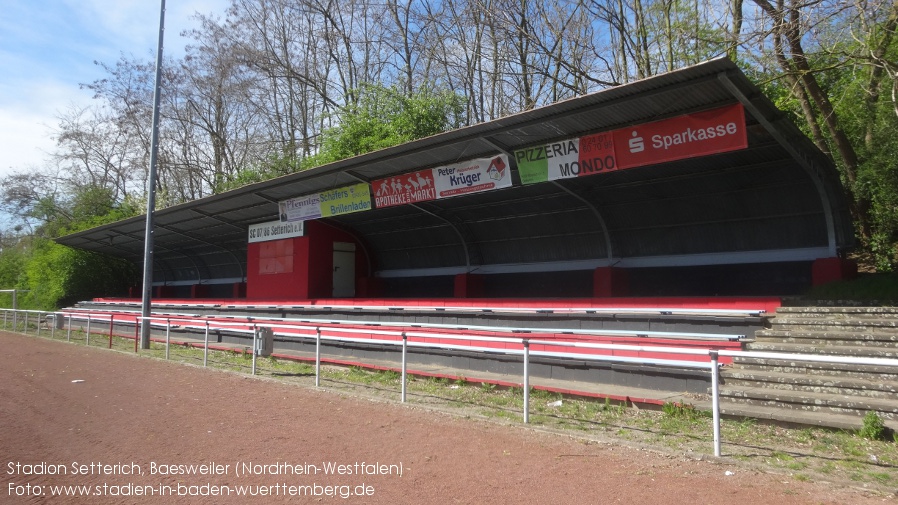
[719,306,898,431]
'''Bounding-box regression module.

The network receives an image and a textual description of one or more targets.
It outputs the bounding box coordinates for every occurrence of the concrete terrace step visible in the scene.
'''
[743,341,898,358]
[774,306,898,317]
[767,317,898,333]
[718,403,889,431]
[718,385,898,419]
[729,357,898,381]
[753,329,898,346]
[721,369,898,399]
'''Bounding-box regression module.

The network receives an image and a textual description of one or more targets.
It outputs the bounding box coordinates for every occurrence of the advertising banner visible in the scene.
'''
[514,103,746,184]
[248,220,304,243]
[279,182,372,222]
[515,132,617,184]
[613,103,747,169]
[433,155,511,198]
[373,172,437,207]
[279,194,321,222]
[372,154,511,209]
[319,183,372,218]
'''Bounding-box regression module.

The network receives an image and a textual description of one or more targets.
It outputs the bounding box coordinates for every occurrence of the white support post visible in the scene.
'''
[523,339,530,424]
[315,327,322,387]
[203,320,210,367]
[710,350,721,457]
[165,318,171,360]
[401,332,408,403]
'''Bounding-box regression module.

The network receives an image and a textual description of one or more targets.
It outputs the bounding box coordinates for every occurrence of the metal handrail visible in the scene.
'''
[58,307,747,341]
[79,299,766,317]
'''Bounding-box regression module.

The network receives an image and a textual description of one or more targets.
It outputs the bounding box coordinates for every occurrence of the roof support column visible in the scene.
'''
[718,72,838,256]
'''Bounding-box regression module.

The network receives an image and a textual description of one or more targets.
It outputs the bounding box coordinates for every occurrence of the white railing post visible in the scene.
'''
[51,312,56,339]
[36,311,41,337]
[67,314,72,341]
[315,327,322,387]
[23,311,28,335]
[710,350,721,457]
[252,325,258,376]
[401,332,408,403]
[203,320,210,367]
[165,318,171,360]
[523,339,530,424]
[85,314,91,345]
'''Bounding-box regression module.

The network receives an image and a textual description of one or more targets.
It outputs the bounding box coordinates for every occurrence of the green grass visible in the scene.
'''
[804,272,898,302]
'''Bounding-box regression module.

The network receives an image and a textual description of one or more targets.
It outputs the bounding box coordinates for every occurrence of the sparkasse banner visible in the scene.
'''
[514,103,747,184]
[613,103,747,169]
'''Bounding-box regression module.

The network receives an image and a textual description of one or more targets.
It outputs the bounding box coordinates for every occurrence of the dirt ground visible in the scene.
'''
[0,331,891,504]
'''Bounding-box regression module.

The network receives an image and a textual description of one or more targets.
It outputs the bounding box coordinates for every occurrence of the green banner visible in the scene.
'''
[319,183,372,217]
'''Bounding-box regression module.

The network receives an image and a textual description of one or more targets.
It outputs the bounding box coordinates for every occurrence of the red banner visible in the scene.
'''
[613,103,747,169]
[373,172,437,208]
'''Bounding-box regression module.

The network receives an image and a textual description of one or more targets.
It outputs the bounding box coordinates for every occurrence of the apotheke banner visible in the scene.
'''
[373,154,511,209]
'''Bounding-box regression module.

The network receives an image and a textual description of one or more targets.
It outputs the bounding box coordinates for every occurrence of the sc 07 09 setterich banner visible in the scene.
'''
[372,154,511,209]
[613,103,747,169]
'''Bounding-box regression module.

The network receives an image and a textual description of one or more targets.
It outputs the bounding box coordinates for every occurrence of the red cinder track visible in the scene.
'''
[0,330,878,505]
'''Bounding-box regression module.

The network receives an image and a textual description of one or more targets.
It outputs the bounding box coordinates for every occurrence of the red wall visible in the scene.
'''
[246,221,367,300]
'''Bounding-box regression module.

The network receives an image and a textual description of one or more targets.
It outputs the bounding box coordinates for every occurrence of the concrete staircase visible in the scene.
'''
[719,306,898,430]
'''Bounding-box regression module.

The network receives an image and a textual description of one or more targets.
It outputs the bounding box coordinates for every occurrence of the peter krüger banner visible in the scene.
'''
[515,103,747,184]
[279,182,372,222]
[373,154,511,209]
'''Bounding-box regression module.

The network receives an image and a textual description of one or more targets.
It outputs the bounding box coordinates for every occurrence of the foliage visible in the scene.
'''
[0,181,140,310]
[859,411,887,441]
[300,83,466,169]
[14,239,135,310]
[803,273,898,302]
[216,83,465,191]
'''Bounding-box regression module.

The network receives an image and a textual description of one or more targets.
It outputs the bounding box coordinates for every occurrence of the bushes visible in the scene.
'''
[12,239,135,310]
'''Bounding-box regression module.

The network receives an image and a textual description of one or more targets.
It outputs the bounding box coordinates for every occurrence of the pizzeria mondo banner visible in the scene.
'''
[514,103,747,184]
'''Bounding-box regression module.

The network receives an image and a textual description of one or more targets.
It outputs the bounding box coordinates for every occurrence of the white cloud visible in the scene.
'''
[0,0,231,177]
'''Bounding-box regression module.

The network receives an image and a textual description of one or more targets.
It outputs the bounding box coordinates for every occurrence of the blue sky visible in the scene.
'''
[0,0,230,177]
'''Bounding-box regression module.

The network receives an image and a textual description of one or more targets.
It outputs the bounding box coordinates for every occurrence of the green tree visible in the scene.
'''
[18,239,135,310]
[302,83,466,168]
[219,83,466,190]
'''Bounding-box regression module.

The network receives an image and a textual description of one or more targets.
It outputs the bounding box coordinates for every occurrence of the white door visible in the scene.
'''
[332,242,356,297]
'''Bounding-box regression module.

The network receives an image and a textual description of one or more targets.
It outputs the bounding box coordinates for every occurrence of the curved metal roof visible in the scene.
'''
[56,58,854,286]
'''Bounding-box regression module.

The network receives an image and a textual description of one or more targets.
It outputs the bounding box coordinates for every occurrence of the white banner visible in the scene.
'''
[248,220,304,243]
[279,194,321,222]
[432,154,511,198]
